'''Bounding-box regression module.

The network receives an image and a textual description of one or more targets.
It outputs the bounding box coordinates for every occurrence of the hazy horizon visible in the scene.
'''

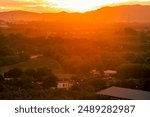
[0,0,150,13]
[0,4,150,14]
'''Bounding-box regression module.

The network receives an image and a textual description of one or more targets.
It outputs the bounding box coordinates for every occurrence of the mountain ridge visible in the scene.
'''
[0,5,150,23]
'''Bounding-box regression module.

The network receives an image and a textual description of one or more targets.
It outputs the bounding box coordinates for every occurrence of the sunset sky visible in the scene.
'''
[0,0,150,13]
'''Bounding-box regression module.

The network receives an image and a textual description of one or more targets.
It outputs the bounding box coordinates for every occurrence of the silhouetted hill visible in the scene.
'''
[0,5,150,23]
[86,5,150,22]
[0,10,42,21]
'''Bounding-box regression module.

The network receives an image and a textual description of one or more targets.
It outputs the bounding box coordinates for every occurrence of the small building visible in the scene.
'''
[57,81,73,90]
[90,69,101,77]
[97,86,150,100]
[104,70,117,77]
[4,77,16,81]
[30,54,43,59]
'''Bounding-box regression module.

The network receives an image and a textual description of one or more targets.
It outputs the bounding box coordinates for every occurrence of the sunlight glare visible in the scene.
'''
[44,0,128,12]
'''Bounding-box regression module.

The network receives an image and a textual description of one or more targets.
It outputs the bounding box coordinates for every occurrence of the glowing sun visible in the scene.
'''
[44,0,128,12]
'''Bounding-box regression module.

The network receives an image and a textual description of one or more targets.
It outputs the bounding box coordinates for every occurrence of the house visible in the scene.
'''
[104,70,117,78]
[57,81,73,90]
[90,69,101,77]
[96,86,150,100]
[4,78,14,81]
[30,54,43,59]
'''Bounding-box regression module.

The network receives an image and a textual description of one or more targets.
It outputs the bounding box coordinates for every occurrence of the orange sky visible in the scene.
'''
[0,0,150,13]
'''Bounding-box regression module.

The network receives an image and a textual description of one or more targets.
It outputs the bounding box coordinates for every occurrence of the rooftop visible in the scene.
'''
[97,86,150,100]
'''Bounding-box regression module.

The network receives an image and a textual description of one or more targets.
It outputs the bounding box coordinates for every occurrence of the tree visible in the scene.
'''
[115,79,140,89]
[89,79,107,91]
[19,75,34,89]
[19,52,30,62]
[141,80,150,91]
[117,64,150,79]
[124,27,137,35]
[0,83,4,92]
[4,68,23,78]
[36,67,51,81]
[0,74,4,92]
[42,72,58,88]
[0,46,14,57]
[25,68,36,79]
[37,67,51,76]
[0,74,4,82]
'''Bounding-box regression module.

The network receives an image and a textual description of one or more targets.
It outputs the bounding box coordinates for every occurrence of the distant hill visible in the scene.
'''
[0,10,41,21]
[86,5,150,22]
[0,5,150,23]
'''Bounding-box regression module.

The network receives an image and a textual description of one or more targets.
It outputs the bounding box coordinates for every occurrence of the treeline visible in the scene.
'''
[117,64,150,79]
[0,29,150,74]
[0,67,58,91]
[0,23,150,99]
[0,34,30,66]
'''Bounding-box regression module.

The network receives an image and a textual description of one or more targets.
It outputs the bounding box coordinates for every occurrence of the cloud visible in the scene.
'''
[23,5,63,13]
[0,0,60,13]
[0,0,38,7]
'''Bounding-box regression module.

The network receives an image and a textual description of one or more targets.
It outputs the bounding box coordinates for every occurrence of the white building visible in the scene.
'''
[90,69,101,77]
[30,54,43,59]
[57,81,73,90]
[104,70,117,77]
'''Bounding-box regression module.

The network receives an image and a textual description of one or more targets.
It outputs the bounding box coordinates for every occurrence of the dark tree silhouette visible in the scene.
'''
[36,67,52,81]
[19,75,34,89]
[117,64,150,79]
[25,68,36,78]
[4,68,23,78]
[0,74,4,82]
[42,72,58,88]
[141,80,150,91]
